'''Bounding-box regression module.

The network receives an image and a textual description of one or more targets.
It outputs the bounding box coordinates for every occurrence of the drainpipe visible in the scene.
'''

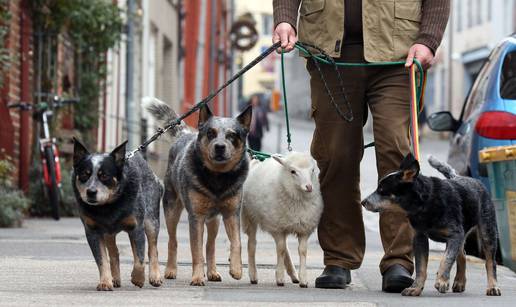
[125,0,137,148]
[209,0,217,95]
[19,0,31,192]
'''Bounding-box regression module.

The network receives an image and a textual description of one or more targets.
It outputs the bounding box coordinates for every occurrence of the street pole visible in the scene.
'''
[125,0,137,148]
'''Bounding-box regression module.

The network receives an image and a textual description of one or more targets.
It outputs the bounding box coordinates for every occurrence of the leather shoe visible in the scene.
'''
[382,264,414,293]
[315,265,351,289]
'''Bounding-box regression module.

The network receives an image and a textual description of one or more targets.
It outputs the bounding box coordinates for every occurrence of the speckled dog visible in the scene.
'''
[72,138,163,291]
[145,98,252,286]
[362,153,501,297]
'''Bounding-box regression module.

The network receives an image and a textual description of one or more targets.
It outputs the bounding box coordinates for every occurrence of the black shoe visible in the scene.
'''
[382,264,414,293]
[315,265,351,289]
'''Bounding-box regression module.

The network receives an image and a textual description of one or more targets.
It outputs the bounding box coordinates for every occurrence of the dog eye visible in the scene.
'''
[291,170,296,175]
[207,128,217,139]
[226,132,237,141]
[98,173,110,181]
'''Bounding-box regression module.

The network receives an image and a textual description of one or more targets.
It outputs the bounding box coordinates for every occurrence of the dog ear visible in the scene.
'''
[110,140,128,169]
[400,153,420,182]
[73,137,90,166]
[198,104,213,127]
[237,105,253,131]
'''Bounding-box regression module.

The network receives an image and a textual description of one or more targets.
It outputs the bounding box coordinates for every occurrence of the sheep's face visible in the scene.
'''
[272,153,318,193]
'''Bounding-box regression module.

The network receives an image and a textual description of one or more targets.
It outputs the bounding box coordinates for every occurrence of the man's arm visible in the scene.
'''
[406,0,450,69]
[272,0,301,52]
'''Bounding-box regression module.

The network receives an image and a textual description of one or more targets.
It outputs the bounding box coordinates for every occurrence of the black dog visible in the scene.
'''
[72,138,163,291]
[362,153,501,296]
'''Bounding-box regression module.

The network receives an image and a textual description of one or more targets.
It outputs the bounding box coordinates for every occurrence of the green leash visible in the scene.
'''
[248,41,425,161]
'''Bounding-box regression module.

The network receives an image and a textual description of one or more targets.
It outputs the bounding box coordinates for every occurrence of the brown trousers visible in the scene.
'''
[308,44,414,274]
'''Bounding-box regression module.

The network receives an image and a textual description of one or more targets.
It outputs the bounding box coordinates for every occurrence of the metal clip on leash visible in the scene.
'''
[126,41,283,160]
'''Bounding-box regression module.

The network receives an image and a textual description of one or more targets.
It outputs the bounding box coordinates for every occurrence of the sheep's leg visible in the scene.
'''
[298,234,309,288]
[284,245,299,284]
[272,233,288,286]
[246,222,259,284]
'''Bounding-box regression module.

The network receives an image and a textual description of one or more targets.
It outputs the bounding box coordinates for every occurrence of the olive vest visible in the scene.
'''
[298,0,422,62]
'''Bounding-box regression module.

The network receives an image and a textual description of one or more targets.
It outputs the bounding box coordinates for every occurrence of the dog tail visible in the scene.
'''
[428,155,457,179]
[142,97,185,138]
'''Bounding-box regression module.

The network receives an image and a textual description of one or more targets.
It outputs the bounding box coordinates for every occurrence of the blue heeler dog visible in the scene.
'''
[362,153,501,296]
[72,138,163,291]
[144,98,252,286]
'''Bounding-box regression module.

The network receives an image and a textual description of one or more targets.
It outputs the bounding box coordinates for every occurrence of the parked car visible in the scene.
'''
[428,34,516,259]
[428,34,516,186]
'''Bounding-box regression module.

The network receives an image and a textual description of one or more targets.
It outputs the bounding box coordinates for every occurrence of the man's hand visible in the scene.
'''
[273,22,297,53]
[405,44,434,70]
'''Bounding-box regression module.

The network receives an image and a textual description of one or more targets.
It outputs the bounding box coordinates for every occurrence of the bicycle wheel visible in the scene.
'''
[44,146,60,220]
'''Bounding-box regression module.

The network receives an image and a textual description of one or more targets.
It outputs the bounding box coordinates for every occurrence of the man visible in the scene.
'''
[272,0,449,292]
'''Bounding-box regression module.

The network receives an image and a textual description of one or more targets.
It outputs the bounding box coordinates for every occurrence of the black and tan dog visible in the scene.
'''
[72,138,163,291]
[145,98,252,286]
[362,153,501,296]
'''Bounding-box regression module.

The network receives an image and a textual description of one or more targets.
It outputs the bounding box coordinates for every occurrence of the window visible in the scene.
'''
[500,52,516,99]
[467,0,473,28]
[457,0,463,31]
[476,0,482,25]
[262,14,273,36]
[487,0,492,21]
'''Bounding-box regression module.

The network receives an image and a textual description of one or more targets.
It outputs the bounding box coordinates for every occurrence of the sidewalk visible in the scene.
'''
[1,116,515,306]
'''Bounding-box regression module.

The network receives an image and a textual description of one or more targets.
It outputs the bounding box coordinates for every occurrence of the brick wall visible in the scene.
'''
[0,0,33,190]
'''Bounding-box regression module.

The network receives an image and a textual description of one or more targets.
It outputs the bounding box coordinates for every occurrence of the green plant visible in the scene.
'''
[31,0,123,148]
[0,187,30,227]
[0,0,12,89]
[0,156,29,228]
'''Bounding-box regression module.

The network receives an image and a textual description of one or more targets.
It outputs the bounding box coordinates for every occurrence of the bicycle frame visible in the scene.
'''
[39,109,61,188]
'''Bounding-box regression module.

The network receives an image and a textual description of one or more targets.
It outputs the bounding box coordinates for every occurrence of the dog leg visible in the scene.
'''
[145,220,163,287]
[479,218,501,296]
[452,245,466,293]
[402,233,428,296]
[189,214,206,286]
[298,234,309,288]
[206,217,222,282]
[223,213,243,280]
[85,230,113,291]
[164,198,183,279]
[284,244,299,285]
[245,222,259,284]
[105,234,121,288]
[272,232,288,286]
[129,228,146,288]
[435,232,463,293]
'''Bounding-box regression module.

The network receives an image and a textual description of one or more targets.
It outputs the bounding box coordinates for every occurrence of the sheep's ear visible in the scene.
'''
[272,154,287,166]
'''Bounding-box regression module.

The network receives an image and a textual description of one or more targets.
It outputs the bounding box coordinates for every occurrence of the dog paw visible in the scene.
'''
[190,276,205,286]
[401,287,423,296]
[164,268,177,279]
[149,275,163,287]
[96,280,114,291]
[299,283,308,288]
[207,271,222,282]
[229,267,242,280]
[276,281,285,287]
[131,268,145,288]
[250,279,258,285]
[486,287,501,296]
[434,279,449,293]
[112,278,121,288]
[452,279,466,293]
[291,277,300,284]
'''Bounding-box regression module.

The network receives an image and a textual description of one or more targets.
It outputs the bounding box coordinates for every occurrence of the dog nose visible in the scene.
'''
[86,188,97,197]
[214,144,226,154]
[305,184,313,192]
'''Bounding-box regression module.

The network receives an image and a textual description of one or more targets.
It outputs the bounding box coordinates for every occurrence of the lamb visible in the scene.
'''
[241,151,323,288]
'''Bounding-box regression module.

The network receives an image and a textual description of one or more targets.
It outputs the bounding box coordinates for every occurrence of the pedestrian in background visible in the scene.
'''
[273,0,450,291]
[248,94,269,151]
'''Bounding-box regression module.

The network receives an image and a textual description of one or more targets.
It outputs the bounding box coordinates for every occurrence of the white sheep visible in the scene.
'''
[241,152,323,288]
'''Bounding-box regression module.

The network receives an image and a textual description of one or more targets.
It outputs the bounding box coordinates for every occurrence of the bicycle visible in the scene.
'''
[8,96,79,220]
